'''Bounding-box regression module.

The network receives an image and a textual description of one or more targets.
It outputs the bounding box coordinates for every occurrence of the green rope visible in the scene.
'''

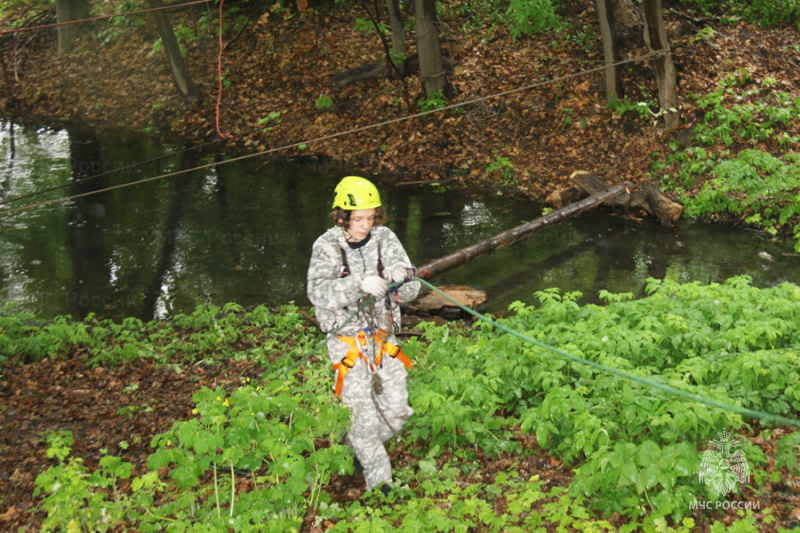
[413,277,800,430]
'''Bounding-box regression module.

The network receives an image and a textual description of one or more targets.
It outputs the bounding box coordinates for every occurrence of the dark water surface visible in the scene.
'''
[1,120,798,321]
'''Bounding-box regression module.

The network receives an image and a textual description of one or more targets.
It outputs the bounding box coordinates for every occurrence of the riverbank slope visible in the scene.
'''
[2,2,799,202]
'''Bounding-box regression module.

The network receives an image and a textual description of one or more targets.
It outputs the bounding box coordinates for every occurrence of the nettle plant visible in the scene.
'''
[692,71,800,147]
[659,69,800,250]
[148,381,351,531]
[685,150,800,241]
[26,279,800,531]
[405,276,800,524]
[0,302,311,367]
[35,376,351,532]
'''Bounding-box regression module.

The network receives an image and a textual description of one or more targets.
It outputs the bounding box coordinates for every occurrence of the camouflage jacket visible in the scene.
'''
[307,225,420,336]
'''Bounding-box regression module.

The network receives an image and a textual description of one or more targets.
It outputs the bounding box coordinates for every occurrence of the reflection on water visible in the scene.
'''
[1,119,798,321]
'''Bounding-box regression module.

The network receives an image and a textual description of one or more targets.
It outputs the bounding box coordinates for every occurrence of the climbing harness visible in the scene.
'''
[332,326,412,398]
[331,236,398,399]
[333,294,412,437]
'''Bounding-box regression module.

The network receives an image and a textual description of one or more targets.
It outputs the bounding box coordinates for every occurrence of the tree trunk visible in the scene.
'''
[414,0,448,97]
[386,0,406,69]
[642,0,680,130]
[595,0,622,101]
[416,182,631,280]
[55,0,91,54]
[147,0,198,102]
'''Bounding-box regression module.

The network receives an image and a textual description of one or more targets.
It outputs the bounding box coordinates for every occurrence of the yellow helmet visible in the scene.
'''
[331,176,382,210]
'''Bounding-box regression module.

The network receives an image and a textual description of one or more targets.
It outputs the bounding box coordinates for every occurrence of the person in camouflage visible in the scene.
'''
[307,176,420,495]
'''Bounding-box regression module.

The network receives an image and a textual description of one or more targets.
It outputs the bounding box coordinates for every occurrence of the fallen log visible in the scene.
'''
[403,285,487,315]
[547,171,682,226]
[415,181,632,281]
[331,54,457,87]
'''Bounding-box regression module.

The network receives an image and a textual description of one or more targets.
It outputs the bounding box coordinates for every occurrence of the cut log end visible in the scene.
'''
[547,172,682,226]
[545,186,583,209]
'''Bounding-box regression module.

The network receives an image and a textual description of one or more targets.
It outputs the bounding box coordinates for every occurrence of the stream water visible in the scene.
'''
[1,118,798,321]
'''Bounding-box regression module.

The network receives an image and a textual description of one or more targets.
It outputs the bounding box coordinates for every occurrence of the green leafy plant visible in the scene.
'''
[607,95,660,122]
[440,0,509,34]
[354,18,389,35]
[34,431,141,532]
[389,48,405,66]
[417,90,448,114]
[692,72,800,146]
[21,276,800,531]
[315,94,333,110]
[90,0,148,45]
[775,432,800,474]
[257,111,282,131]
[507,0,561,39]
[222,68,234,89]
[656,68,800,249]
[573,24,598,52]
[405,276,798,523]
[35,376,351,532]
[0,303,312,367]
[692,26,717,43]
[683,150,800,245]
[675,0,800,28]
[486,153,517,187]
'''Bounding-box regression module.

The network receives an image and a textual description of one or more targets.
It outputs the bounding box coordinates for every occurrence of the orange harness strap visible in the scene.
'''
[375,333,413,369]
[332,329,412,397]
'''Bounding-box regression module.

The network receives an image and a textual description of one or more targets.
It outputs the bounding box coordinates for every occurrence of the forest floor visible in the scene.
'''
[1,1,800,531]
[2,319,799,533]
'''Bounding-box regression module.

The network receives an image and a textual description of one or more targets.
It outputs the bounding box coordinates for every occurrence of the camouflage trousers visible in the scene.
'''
[327,334,414,491]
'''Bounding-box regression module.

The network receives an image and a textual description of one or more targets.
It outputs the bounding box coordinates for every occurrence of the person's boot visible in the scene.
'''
[339,433,363,475]
[353,454,364,475]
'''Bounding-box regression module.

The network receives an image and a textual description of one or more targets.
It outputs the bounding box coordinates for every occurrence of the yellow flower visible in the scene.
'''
[216,396,222,402]
[192,408,198,415]
[223,399,230,407]
[166,440,172,447]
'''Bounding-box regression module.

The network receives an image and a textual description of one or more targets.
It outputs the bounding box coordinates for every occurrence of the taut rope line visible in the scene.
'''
[0,0,214,36]
[0,50,664,218]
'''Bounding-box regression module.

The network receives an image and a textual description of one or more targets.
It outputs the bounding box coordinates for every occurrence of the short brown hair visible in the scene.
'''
[330,207,387,228]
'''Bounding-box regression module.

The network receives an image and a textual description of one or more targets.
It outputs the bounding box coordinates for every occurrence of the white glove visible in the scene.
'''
[388,263,414,283]
[361,276,388,299]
